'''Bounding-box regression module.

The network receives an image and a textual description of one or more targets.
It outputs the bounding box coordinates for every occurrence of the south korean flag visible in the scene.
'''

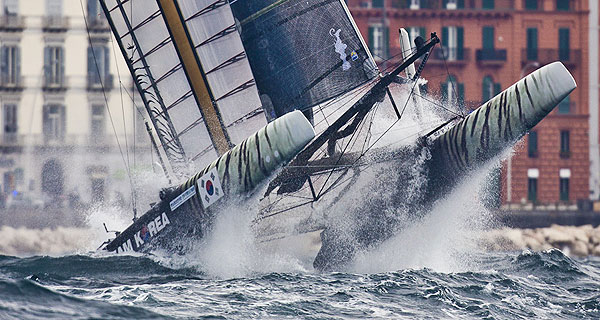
[198,167,224,209]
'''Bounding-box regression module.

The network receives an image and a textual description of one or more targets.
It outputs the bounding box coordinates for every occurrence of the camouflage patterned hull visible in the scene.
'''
[427,62,576,195]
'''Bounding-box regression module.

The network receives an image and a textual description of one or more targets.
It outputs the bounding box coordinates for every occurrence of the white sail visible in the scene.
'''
[99,0,267,174]
[178,1,267,145]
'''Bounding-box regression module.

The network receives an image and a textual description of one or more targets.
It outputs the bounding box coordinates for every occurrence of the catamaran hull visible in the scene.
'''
[104,111,315,254]
[313,62,577,271]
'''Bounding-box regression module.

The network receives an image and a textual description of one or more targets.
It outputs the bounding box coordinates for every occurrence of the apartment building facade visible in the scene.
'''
[348,0,591,208]
[0,0,147,210]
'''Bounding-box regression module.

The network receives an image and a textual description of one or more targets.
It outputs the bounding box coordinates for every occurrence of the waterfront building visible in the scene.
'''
[0,0,146,211]
[348,0,592,209]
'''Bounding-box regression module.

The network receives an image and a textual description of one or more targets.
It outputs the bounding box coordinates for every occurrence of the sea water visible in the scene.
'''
[2,89,599,319]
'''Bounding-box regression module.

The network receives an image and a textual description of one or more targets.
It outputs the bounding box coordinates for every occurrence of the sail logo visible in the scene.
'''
[116,212,171,254]
[330,28,351,71]
[169,185,196,211]
[198,167,224,209]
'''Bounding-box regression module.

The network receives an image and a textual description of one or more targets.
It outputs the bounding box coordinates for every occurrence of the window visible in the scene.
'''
[442,26,464,60]
[528,178,537,202]
[3,0,18,15]
[372,0,383,8]
[559,168,570,201]
[87,0,106,23]
[3,103,16,143]
[1,45,20,86]
[482,0,494,9]
[528,131,538,157]
[482,26,494,50]
[46,0,62,16]
[526,28,538,60]
[558,95,570,114]
[482,76,501,103]
[409,0,420,9]
[560,130,570,158]
[88,45,110,86]
[559,28,570,60]
[525,0,538,9]
[408,27,426,47]
[559,177,569,201]
[43,104,65,142]
[90,104,105,144]
[556,0,570,11]
[368,24,389,60]
[44,46,64,87]
[441,75,464,105]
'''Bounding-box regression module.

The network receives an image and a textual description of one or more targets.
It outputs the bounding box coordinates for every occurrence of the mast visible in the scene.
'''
[267,34,439,195]
[157,0,231,155]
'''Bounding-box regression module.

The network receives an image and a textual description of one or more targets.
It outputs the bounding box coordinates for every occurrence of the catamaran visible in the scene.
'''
[95,0,576,271]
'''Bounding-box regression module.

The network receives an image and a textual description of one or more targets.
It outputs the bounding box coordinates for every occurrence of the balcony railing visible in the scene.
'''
[0,74,22,90]
[0,15,24,31]
[0,134,137,148]
[88,17,110,32]
[476,48,507,61]
[521,48,582,67]
[388,0,515,10]
[476,48,507,66]
[42,16,69,32]
[87,74,114,91]
[42,76,67,91]
[429,47,469,64]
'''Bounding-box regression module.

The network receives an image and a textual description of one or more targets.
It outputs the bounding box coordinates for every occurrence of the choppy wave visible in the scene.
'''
[1,249,599,319]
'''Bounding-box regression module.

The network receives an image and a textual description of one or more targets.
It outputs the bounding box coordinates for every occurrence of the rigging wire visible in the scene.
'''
[109,24,138,219]
[79,0,137,218]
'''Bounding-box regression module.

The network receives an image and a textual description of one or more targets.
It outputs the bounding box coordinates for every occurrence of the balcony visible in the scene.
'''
[388,0,515,10]
[476,48,507,66]
[42,77,67,92]
[521,49,582,68]
[0,74,23,91]
[87,74,114,91]
[428,47,469,66]
[88,17,110,32]
[42,16,69,32]
[0,15,24,31]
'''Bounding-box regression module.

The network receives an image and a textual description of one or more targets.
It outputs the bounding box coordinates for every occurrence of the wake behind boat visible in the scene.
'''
[96,0,576,271]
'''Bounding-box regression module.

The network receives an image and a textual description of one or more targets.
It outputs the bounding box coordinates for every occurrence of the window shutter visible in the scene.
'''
[494,83,501,95]
[482,0,494,9]
[482,26,494,50]
[87,0,97,18]
[526,28,538,60]
[44,47,51,84]
[441,82,448,102]
[368,26,374,53]
[43,105,49,136]
[1,46,7,81]
[559,28,570,60]
[104,46,110,80]
[457,0,464,8]
[60,105,66,140]
[441,27,448,52]
[458,83,464,104]
[419,27,426,39]
[15,47,20,83]
[482,76,491,102]
[384,26,390,59]
[59,47,64,85]
[457,27,464,59]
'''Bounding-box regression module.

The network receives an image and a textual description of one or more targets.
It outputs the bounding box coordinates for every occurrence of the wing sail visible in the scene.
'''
[230,0,379,118]
[99,0,267,174]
